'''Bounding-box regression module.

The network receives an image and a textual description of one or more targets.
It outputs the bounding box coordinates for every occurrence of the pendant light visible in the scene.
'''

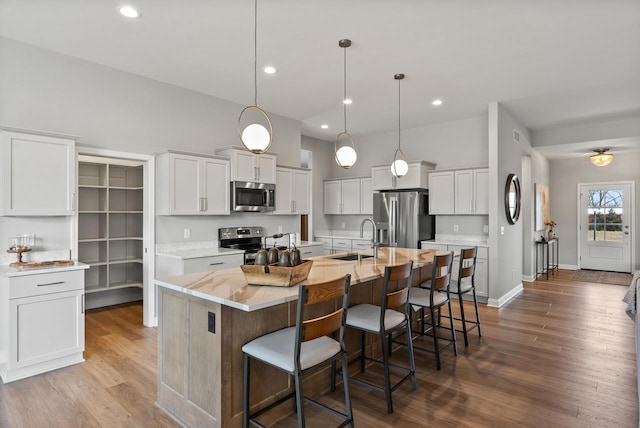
[335,39,357,169]
[237,0,273,154]
[590,148,613,166]
[390,73,409,177]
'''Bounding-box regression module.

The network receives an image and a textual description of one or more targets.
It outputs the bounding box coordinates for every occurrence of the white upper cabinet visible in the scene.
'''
[455,168,489,215]
[1,129,76,216]
[428,171,455,215]
[371,160,435,191]
[273,167,310,215]
[216,147,276,184]
[323,178,362,215]
[156,151,230,215]
[360,177,373,215]
[428,168,489,215]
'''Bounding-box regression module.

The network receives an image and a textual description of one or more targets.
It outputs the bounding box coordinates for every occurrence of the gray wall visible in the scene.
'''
[0,37,303,248]
[532,115,640,147]
[488,103,532,304]
[549,153,640,270]
[522,149,550,279]
[301,135,334,234]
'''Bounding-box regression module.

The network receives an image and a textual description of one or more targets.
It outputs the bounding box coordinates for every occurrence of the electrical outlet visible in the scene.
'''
[278,225,282,233]
[184,228,191,239]
[453,224,459,232]
[208,312,215,333]
[500,226,505,235]
[484,225,489,233]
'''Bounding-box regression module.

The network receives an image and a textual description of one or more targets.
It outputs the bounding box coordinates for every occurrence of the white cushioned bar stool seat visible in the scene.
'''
[346,304,406,332]
[242,327,341,373]
[243,275,354,428]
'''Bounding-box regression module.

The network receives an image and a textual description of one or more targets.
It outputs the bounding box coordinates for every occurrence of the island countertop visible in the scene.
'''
[154,247,440,312]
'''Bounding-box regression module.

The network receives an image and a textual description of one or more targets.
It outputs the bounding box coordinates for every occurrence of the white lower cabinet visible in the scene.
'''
[297,244,324,258]
[420,242,488,297]
[0,269,86,383]
[156,253,244,277]
[313,237,374,255]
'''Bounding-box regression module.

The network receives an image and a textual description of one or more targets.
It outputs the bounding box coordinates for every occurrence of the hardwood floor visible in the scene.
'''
[1,270,637,427]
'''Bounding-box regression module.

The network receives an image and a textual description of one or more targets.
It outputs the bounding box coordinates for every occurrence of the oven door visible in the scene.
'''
[231,181,276,212]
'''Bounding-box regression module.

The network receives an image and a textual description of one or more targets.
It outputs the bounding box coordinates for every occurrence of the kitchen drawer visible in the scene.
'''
[9,270,84,300]
[298,245,324,258]
[351,239,372,250]
[315,237,332,250]
[332,238,351,251]
[182,254,244,274]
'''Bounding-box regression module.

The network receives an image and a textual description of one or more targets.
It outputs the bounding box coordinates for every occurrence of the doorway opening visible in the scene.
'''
[73,149,155,326]
[578,181,634,273]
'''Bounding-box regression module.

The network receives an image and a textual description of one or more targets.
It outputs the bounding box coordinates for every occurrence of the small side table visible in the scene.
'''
[535,238,559,280]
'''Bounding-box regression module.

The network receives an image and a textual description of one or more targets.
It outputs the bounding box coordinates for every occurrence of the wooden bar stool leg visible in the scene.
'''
[458,290,469,346]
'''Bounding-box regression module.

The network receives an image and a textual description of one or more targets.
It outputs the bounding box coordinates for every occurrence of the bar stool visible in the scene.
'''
[407,251,457,370]
[242,274,354,428]
[342,261,416,414]
[451,247,482,346]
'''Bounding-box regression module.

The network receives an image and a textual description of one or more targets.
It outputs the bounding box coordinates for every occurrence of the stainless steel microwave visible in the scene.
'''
[231,181,276,212]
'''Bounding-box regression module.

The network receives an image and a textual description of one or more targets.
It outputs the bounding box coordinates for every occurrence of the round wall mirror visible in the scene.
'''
[505,174,521,224]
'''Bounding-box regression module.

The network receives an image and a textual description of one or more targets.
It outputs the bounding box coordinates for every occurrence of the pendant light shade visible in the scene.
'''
[590,148,613,166]
[237,0,273,154]
[390,73,408,177]
[335,39,357,169]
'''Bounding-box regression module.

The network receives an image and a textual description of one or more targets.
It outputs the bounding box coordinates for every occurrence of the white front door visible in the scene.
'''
[579,182,633,273]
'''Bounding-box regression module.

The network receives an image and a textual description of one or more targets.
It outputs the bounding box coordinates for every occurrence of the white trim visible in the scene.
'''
[522,274,536,282]
[577,180,635,273]
[75,146,157,327]
[487,283,523,308]
[559,264,578,271]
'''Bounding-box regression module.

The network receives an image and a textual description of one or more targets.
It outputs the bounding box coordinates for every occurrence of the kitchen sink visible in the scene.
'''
[327,253,374,261]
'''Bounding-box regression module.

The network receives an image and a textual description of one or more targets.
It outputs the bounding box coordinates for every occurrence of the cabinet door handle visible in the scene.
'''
[81,294,85,314]
[291,201,294,212]
[209,262,224,266]
[257,166,260,181]
[38,281,65,287]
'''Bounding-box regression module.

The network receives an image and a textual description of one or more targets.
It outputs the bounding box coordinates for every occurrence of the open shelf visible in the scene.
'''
[78,156,145,301]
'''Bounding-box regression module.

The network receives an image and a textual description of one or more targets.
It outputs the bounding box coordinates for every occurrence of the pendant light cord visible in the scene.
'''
[398,76,401,150]
[343,46,347,133]
[254,0,258,106]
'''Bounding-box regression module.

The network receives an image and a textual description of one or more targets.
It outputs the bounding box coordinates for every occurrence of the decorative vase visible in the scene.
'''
[548,230,555,240]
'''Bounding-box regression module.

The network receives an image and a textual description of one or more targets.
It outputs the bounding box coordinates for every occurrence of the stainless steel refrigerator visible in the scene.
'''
[373,190,435,248]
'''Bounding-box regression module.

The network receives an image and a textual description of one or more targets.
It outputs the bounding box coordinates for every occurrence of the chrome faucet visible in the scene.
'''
[360,218,379,258]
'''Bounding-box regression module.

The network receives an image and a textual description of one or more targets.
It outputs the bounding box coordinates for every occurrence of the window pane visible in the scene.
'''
[605,190,623,207]
[605,224,623,242]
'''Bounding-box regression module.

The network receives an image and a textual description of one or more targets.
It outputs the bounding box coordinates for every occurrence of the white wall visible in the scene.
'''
[532,115,640,147]
[521,149,550,279]
[301,135,334,234]
[549,153,640,270]
[0,37,303,247]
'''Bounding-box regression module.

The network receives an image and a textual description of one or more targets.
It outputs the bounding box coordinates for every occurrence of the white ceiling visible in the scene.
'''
[1,0,639,144]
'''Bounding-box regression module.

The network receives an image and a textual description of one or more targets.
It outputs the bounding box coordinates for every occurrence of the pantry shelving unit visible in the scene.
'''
[77,156,144,295]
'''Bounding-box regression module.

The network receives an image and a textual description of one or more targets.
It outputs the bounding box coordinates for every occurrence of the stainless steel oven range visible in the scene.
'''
[218,226,287,265]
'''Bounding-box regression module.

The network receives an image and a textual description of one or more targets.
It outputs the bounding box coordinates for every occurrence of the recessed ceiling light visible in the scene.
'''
[321,124,329,129]
[118,5,141,19]
[343,99,352,105]
[432,99,443,106]
[263,66,277,74]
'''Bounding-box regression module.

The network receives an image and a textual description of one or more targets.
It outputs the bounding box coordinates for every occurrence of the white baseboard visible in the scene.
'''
[559,264,578,270]
[522,274,536,282]
[487,283,523,308]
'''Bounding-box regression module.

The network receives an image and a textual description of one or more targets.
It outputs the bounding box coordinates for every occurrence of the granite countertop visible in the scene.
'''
[0,262,89,278]
[155,247,441,312]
